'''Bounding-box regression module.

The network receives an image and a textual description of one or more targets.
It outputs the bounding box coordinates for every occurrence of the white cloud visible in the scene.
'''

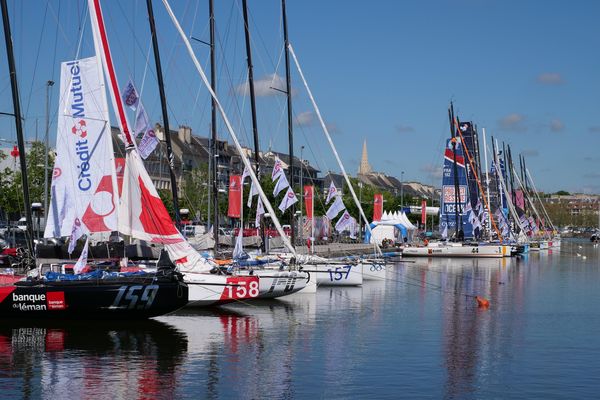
[537,72,563,85]
[395,124,415,133]
[589,126,600,133]
[499,113,527,132]
[420,164,443,179]
[521,149,539,157]
[550,118,564,132]
[294,111,314,126]
[236,73,296,97]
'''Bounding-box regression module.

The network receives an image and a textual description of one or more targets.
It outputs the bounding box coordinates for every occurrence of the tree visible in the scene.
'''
[0,142,54,221]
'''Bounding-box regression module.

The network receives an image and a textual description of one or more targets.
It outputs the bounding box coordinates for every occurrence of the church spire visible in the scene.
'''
[359,139,372,175]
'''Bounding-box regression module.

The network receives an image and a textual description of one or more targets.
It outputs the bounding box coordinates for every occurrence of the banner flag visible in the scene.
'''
[273,173,290,197]
[227,175,242,218]
[373,194,383,222]
[74,237,90,274]
[326,181,338,204]
[421,199,427,225]
[121,79,140,110]
[304,185,314,219]
[271,157,284,181]
[326,195,345,220]
[278,187,298,213]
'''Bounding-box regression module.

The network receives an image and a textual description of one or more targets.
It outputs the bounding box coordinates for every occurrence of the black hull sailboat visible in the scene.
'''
[0,0,190,319]
[0,270,188,319]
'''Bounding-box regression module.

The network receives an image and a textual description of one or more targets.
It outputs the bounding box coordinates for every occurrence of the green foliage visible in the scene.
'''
[0,142,54,221]
[555,190,570,196]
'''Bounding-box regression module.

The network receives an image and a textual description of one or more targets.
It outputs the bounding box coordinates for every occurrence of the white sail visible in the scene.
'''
[45,56,117,238]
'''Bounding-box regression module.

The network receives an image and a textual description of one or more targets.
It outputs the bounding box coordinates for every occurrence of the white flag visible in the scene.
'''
[271,157,284,182]
[335,210,353,232]
[134,103,150,135]
[121,79,139,110]
[242,165,251,182]
[326,181,338,204]
[247,180,259,207]
[138,127,159,159]
[74,237,90,274]
[232,229,244,259]
[273,173,290,197]
[278,187,298,213]
[441,223,448,239]
[326,195,345,220]
[68,217,85,254]
[255,196,264,227]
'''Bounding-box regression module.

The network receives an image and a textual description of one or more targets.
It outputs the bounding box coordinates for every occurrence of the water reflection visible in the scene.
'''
[0,242,596,399]
[0,319,187,399]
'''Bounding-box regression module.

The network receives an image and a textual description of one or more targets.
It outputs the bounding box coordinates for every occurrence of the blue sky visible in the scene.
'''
[0,0,599,194]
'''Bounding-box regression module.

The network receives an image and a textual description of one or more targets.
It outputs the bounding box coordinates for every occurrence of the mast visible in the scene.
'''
[241,0,265,252]
[282,0,296,247]
[209,0,219,250]
[449,104,461,239]
[481,128,492,238]
[146,0,181,227]
[1,0,35,256]
[162,0,297,256]
[242,0,260,172]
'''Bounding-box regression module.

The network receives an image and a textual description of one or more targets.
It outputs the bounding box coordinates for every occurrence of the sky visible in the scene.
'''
[0,0,599,194]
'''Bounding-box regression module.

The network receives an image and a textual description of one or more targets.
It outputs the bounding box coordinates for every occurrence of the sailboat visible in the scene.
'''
[403,107,508,258]
[185,0,310,299]
[0,0,188,318]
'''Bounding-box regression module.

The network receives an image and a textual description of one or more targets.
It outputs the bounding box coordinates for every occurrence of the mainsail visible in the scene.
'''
[44,57,117,238]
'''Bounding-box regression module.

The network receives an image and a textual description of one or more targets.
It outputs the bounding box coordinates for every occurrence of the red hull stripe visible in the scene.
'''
[0,286,16,304]
[92,0,133,146]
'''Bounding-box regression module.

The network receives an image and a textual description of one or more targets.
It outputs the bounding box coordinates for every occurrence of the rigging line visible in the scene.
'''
[46,1,72,48]
[213,12,253,150]
[138,38,153,98]
[23,1,49,119]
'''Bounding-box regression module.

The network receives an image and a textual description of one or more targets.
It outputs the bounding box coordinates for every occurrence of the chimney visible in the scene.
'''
[178,126,192,144]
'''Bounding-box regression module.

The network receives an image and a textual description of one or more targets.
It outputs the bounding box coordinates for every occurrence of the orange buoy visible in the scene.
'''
[475,296,490,308]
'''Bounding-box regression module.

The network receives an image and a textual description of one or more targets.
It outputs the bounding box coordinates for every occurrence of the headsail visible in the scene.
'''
[440,138,473,238]
[88,0,211,272]
[44,57,117,238]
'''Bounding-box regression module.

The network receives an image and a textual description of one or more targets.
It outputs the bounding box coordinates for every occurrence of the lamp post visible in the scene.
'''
[400,171,405,210]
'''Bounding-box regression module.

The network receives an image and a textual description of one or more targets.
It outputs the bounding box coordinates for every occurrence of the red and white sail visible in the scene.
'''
[88,0,211,273]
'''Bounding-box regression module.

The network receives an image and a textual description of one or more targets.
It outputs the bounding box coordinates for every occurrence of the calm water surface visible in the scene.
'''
[1,239,599,399]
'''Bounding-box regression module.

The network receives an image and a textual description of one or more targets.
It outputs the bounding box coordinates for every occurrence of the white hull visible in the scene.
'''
[360,261,387,280]
[182,272,260,307]
[302,262,363,286]
[234,269,309,298]
[402,244,506,258]
[296,268,317,293]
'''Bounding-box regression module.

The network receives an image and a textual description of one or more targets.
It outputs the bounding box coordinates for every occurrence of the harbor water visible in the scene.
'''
[1,239,598,399]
